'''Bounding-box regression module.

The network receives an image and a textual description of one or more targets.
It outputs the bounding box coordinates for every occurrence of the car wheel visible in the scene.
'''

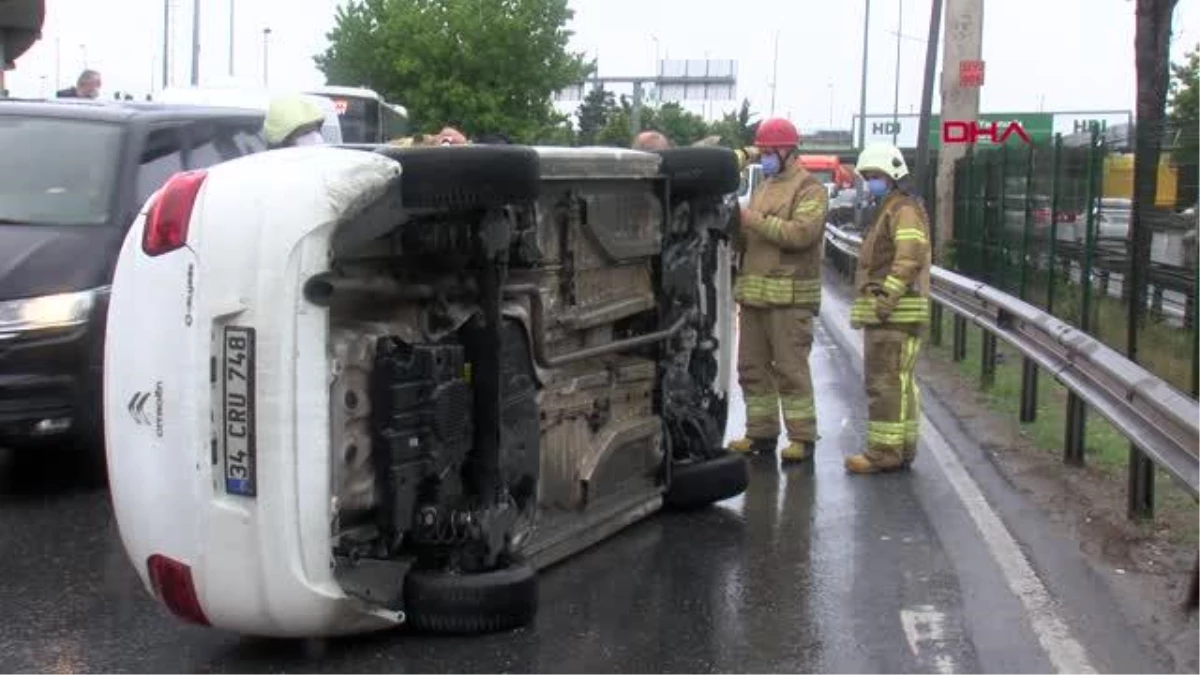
[373,145,541,209]
[656,147,742,199]
[664,452,749,511]
[403,559,538,635]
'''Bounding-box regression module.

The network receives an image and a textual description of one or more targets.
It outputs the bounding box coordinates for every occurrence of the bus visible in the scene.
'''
[305,86,410,144]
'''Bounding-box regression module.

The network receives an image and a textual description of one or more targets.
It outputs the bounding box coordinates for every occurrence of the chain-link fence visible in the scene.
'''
[951,123,1199,398]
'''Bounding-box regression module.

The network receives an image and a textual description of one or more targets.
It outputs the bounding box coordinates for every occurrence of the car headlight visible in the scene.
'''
[0,288,104,333]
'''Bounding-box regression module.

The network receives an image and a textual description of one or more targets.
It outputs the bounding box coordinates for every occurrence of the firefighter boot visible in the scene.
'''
[780,440,815,464]
[728,437,777,456]
[844,452,906,474]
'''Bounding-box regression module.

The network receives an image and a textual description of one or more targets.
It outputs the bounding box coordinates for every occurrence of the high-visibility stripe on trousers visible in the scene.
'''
[737,305,816,442]
[864,326,923,463]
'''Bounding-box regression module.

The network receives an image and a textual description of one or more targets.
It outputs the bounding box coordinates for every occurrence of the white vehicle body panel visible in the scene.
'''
[105,147,401,636]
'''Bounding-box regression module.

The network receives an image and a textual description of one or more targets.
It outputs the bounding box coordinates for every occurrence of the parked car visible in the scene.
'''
[0,99,266,477]
[102,143,749,637]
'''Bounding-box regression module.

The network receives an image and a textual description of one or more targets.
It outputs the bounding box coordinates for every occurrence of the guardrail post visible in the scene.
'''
[930,301,944,346]
[1193,259,1198,398]
[1128,446,1155,520]
[1019,143,1039,423]
[952,314,967,362]
[1064,394,1087,466]
[980,331,997,389]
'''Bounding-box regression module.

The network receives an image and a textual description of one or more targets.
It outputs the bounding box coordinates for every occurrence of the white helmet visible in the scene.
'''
[855,143,909,180]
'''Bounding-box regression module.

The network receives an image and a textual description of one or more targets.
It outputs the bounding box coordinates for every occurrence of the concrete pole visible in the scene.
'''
[229,0,235,77]
[933,0,984,262]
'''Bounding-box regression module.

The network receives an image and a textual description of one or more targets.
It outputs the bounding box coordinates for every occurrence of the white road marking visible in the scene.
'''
[900,605,958,674]
[820,302,1098,675]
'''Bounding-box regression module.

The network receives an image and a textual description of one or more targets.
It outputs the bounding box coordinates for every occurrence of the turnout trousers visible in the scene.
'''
[737,305,817,443]
[863,325,923,464]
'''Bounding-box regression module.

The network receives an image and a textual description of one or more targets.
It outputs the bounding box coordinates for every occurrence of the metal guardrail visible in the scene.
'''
[824,223,1199,499]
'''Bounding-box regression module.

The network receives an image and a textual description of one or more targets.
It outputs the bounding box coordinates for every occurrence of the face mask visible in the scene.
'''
[761,153,782,177]
[866,177,890,198]
[292,130,325,147]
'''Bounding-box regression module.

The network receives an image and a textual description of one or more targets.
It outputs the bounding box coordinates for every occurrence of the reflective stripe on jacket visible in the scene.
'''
[851,191,933,327]
[733,149,829,310]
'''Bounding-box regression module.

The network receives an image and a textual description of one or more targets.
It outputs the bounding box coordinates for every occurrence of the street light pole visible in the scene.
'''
[162,0,170,89]
[229,0,236,77]
[769,30,780,115]
[190,0,201,86]
[857,0,871,148]
[262,27,271,86]
[892,0,902,144]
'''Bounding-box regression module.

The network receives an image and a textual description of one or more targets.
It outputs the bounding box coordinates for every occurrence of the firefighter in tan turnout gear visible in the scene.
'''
[726,117,829,463]
[846,143,932,474]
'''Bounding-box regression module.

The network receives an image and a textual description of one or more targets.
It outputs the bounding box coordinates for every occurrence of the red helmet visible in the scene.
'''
[754,117,800,149]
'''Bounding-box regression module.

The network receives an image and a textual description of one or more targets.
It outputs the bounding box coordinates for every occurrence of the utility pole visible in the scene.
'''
[934,0,984,261]
[769,31,780,115]
[161,0,170,88]
[892,0,903,144]
[229,0,236,77]
[190,0,201,85]
[857,0,871,148]
[914,0,945,199]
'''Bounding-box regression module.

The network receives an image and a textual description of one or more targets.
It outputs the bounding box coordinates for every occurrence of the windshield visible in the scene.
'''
[0,116,123,226]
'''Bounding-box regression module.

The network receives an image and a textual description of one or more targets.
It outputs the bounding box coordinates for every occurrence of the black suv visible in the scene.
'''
[0,99,265,477]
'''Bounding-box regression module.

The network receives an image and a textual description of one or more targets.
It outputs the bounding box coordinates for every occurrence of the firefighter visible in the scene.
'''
[263,94,327,148]
[726,117,828,463]
[846,143,932,474]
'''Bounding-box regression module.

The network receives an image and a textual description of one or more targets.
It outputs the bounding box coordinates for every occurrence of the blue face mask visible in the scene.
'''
[761,153,782,177]
[866,177,890,198]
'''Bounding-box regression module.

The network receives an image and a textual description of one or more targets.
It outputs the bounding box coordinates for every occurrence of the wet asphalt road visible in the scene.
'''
[0,305,1168,673]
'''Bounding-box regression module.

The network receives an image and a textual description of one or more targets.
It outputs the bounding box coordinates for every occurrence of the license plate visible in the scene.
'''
[221,326,257,497]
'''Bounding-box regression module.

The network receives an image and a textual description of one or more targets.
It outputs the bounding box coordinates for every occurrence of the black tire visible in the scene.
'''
[664,452,749,511]
[403,560,538,635]
[656,147,741,199]
[373,145,541,209]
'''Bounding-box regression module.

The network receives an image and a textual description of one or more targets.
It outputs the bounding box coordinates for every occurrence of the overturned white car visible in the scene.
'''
[103,142,747,637]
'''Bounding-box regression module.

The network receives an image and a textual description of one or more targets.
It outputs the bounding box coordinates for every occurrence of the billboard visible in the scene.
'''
[851,111,1131,149]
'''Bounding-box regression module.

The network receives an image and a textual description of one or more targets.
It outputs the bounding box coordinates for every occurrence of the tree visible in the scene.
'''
[314,0,590,142]
[1166,43,1200,163]
[575,86,616,145]
[652,102,712,146]
[707,99,759,149]
[1128,0,1179,346]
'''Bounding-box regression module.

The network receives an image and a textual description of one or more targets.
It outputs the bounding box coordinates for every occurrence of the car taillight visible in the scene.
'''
[142,170,207,257]
[146,554,210,625]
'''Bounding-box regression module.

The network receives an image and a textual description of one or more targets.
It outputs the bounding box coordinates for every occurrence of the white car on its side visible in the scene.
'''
[103,142,747,638]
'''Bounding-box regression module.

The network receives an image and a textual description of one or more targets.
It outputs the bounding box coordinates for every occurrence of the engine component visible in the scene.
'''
[371,337,473,548]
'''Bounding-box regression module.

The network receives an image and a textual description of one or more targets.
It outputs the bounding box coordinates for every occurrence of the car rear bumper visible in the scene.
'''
[103,148,405,637]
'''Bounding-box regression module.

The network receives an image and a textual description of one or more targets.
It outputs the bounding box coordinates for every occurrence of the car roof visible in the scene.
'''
[0,98,264,124]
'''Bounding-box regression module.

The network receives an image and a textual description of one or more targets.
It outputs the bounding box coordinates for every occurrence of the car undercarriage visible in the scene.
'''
[303,145,747,632]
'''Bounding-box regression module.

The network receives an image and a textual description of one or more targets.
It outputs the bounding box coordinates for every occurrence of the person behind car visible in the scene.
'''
[632,130,671,151]
[263,94,327,148]
[56,69,102,99]
[725,117,828,464]
[845,143,932,474]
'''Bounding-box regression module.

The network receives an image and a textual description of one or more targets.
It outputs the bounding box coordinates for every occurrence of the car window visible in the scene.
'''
[136,127,185,207]
[0,116,123,226]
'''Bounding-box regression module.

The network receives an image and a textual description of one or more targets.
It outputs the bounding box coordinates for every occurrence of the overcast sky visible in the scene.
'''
[4,0,1198,132]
